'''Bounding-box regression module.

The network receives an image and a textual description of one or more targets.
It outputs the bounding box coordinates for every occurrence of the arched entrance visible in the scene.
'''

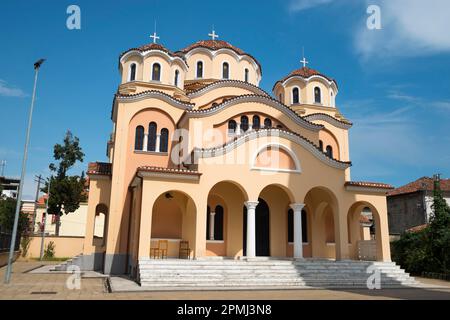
[243,198,270,256]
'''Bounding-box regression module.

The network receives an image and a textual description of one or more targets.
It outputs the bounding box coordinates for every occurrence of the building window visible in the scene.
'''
[326,145,333,158]
[314,86,321,104]
[148,122,157,151]
[135,126,144,150]
[279,94,283,102]
[288,209,308,243]
[196,61,203,78]
[244,68,249,82]
[252,115,260,130]
[152,63,161,81]
[264,118,272,128]
[319,140,323,151]
[240,115,249,132]
[222,62,229,79]
[160,128,169,153]
[228,120,237,134]
[214,205,224,240]
[330,91,334,107]
[174,70,179,87]
[292,87,299,104]
[129,63,136,81]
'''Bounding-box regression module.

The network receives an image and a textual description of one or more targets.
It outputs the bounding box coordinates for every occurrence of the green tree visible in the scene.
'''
[42,131,86,236]
[0,196,30,234]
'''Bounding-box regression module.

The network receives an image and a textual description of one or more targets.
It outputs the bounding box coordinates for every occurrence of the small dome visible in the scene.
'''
[178,40,262,73]
[120,42,186,62]
[274,67,337,89]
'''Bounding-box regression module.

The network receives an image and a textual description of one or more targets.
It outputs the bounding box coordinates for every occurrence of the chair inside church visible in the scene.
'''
[179,240,191,259]
[150,239,169,259]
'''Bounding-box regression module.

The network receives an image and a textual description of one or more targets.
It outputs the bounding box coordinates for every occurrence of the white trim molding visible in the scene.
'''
[303,113,352,129]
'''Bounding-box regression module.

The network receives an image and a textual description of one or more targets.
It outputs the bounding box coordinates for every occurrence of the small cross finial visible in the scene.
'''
[301,47,309,68]
[150,21,160,43]
[208,26,219,40]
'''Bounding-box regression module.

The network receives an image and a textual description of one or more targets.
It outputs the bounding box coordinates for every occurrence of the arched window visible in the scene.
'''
[240,115,249,132]
[319,140,323,151]
[228,120,237,134]
[326,145,333,158]
[196,61,203,78]
[214,205,224,240]
[264,118,272,129]
[252,115,260,130]
[129,63,136,81]
[330,91,334,107]
[134,126,144,150]
[174,70,179,87]
[279,94,283,102]
[288,209,308,243]
[152,63,161,81]
[222,62,229,79]
[314,86,321,104]
[160,128,169,153]
[276,124,283,129]
[148,122,157,151]
[206,206,211,239]
[292,87,300,104]
[244,68,249,82]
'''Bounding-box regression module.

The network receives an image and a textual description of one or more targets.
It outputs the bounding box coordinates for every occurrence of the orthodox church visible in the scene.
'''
[83,30,394,278]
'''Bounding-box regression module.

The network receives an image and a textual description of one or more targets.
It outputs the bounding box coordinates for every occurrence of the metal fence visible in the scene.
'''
[0,232,20,253]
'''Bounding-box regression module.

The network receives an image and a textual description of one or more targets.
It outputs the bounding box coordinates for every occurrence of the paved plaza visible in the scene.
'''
[1,261,449,300]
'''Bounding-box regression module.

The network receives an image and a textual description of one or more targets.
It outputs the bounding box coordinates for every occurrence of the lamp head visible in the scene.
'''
[34,59,46,70]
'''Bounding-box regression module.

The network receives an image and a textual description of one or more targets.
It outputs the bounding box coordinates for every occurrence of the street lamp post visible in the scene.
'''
[4,59,45,284]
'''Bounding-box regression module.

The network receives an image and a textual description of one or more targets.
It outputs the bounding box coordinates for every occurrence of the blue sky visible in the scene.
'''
[0,0,449,199]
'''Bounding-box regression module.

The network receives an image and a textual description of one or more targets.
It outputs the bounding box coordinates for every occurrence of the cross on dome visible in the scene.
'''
[208,27,219,41]
[300,47,309,68]
[150,21,160,43]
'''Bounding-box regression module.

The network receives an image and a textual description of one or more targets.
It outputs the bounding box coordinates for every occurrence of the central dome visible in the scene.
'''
[179,40,246,55]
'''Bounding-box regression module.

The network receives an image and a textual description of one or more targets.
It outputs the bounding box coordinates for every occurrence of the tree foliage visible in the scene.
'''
[0,196,30,234]
[392,178,450,275]
[42,131,86,235]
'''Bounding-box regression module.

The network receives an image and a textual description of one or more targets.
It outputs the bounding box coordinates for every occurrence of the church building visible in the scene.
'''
[83,31,394,278]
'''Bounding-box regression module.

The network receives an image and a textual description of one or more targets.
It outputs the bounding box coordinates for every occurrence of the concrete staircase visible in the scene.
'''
[51,254,83,272]
[138,258,420,290]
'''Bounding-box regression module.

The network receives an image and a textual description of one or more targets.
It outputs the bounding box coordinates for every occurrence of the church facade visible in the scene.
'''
[83,33,394,277]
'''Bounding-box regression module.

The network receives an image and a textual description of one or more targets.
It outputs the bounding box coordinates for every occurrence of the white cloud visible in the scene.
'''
[289,0,334,11]
[0,79,26,97]
[355,0,450,59]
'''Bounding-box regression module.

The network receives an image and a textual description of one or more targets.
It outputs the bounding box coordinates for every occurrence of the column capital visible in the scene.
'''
[290,203,305,212]
[245,201,259,210]
[209,211,216,216]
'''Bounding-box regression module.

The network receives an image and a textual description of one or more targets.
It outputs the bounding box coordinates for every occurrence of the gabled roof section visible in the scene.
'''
[186,80,270,98]
[387,176,450,196]
[304,113,352,129]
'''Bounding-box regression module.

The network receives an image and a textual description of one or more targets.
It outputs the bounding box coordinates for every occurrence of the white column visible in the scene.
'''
[249,123,253,130]
[290,203,305,259]
[245,201,258,258]
[155,134,161,152]
[209,211,216,240]
[236,123,241,135]
[143,134,148,151]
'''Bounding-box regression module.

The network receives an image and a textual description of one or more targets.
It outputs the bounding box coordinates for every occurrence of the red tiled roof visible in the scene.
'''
[387,176,450,196]
[138,166,201,176]
[87,162,112,176]
[120,43,186,62]
[406,224,428,233]
[178,40,262,73]
[273,67,337,90]
[345,181,394,189]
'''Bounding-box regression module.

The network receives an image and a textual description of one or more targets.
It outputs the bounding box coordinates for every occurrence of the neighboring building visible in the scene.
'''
[0,176,20,199]
[79,34,394,277]
[33,195,97,237]
[387,176,450,237]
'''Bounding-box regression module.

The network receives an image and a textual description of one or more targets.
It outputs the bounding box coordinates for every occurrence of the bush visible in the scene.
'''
[20,235,32,258]
[44,241,56,259]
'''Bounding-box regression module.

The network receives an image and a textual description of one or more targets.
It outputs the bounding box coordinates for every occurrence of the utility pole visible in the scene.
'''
[39,176,51,260]
[0,160,5,176]
[32,175,45,234]
[4,58,45,284]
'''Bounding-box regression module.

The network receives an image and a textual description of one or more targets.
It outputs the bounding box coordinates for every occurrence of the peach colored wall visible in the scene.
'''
[255,147,296,170]
[26,236,84,258]
[151,198,183,239]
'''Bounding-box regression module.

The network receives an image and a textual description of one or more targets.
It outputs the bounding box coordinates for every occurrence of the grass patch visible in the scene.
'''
[31,257,70,262]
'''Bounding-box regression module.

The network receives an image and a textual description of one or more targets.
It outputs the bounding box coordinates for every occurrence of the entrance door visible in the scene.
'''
[243,198,270,256]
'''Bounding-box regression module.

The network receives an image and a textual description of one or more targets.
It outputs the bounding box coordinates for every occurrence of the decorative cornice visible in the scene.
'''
[193,128,352,170]
[114,90,195,109]
[344,181,394,194]
[180,94,323,132]
[187,80,269,99]
[87,162,112,177]
[304,113,353,129]
[137,166,202,181]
